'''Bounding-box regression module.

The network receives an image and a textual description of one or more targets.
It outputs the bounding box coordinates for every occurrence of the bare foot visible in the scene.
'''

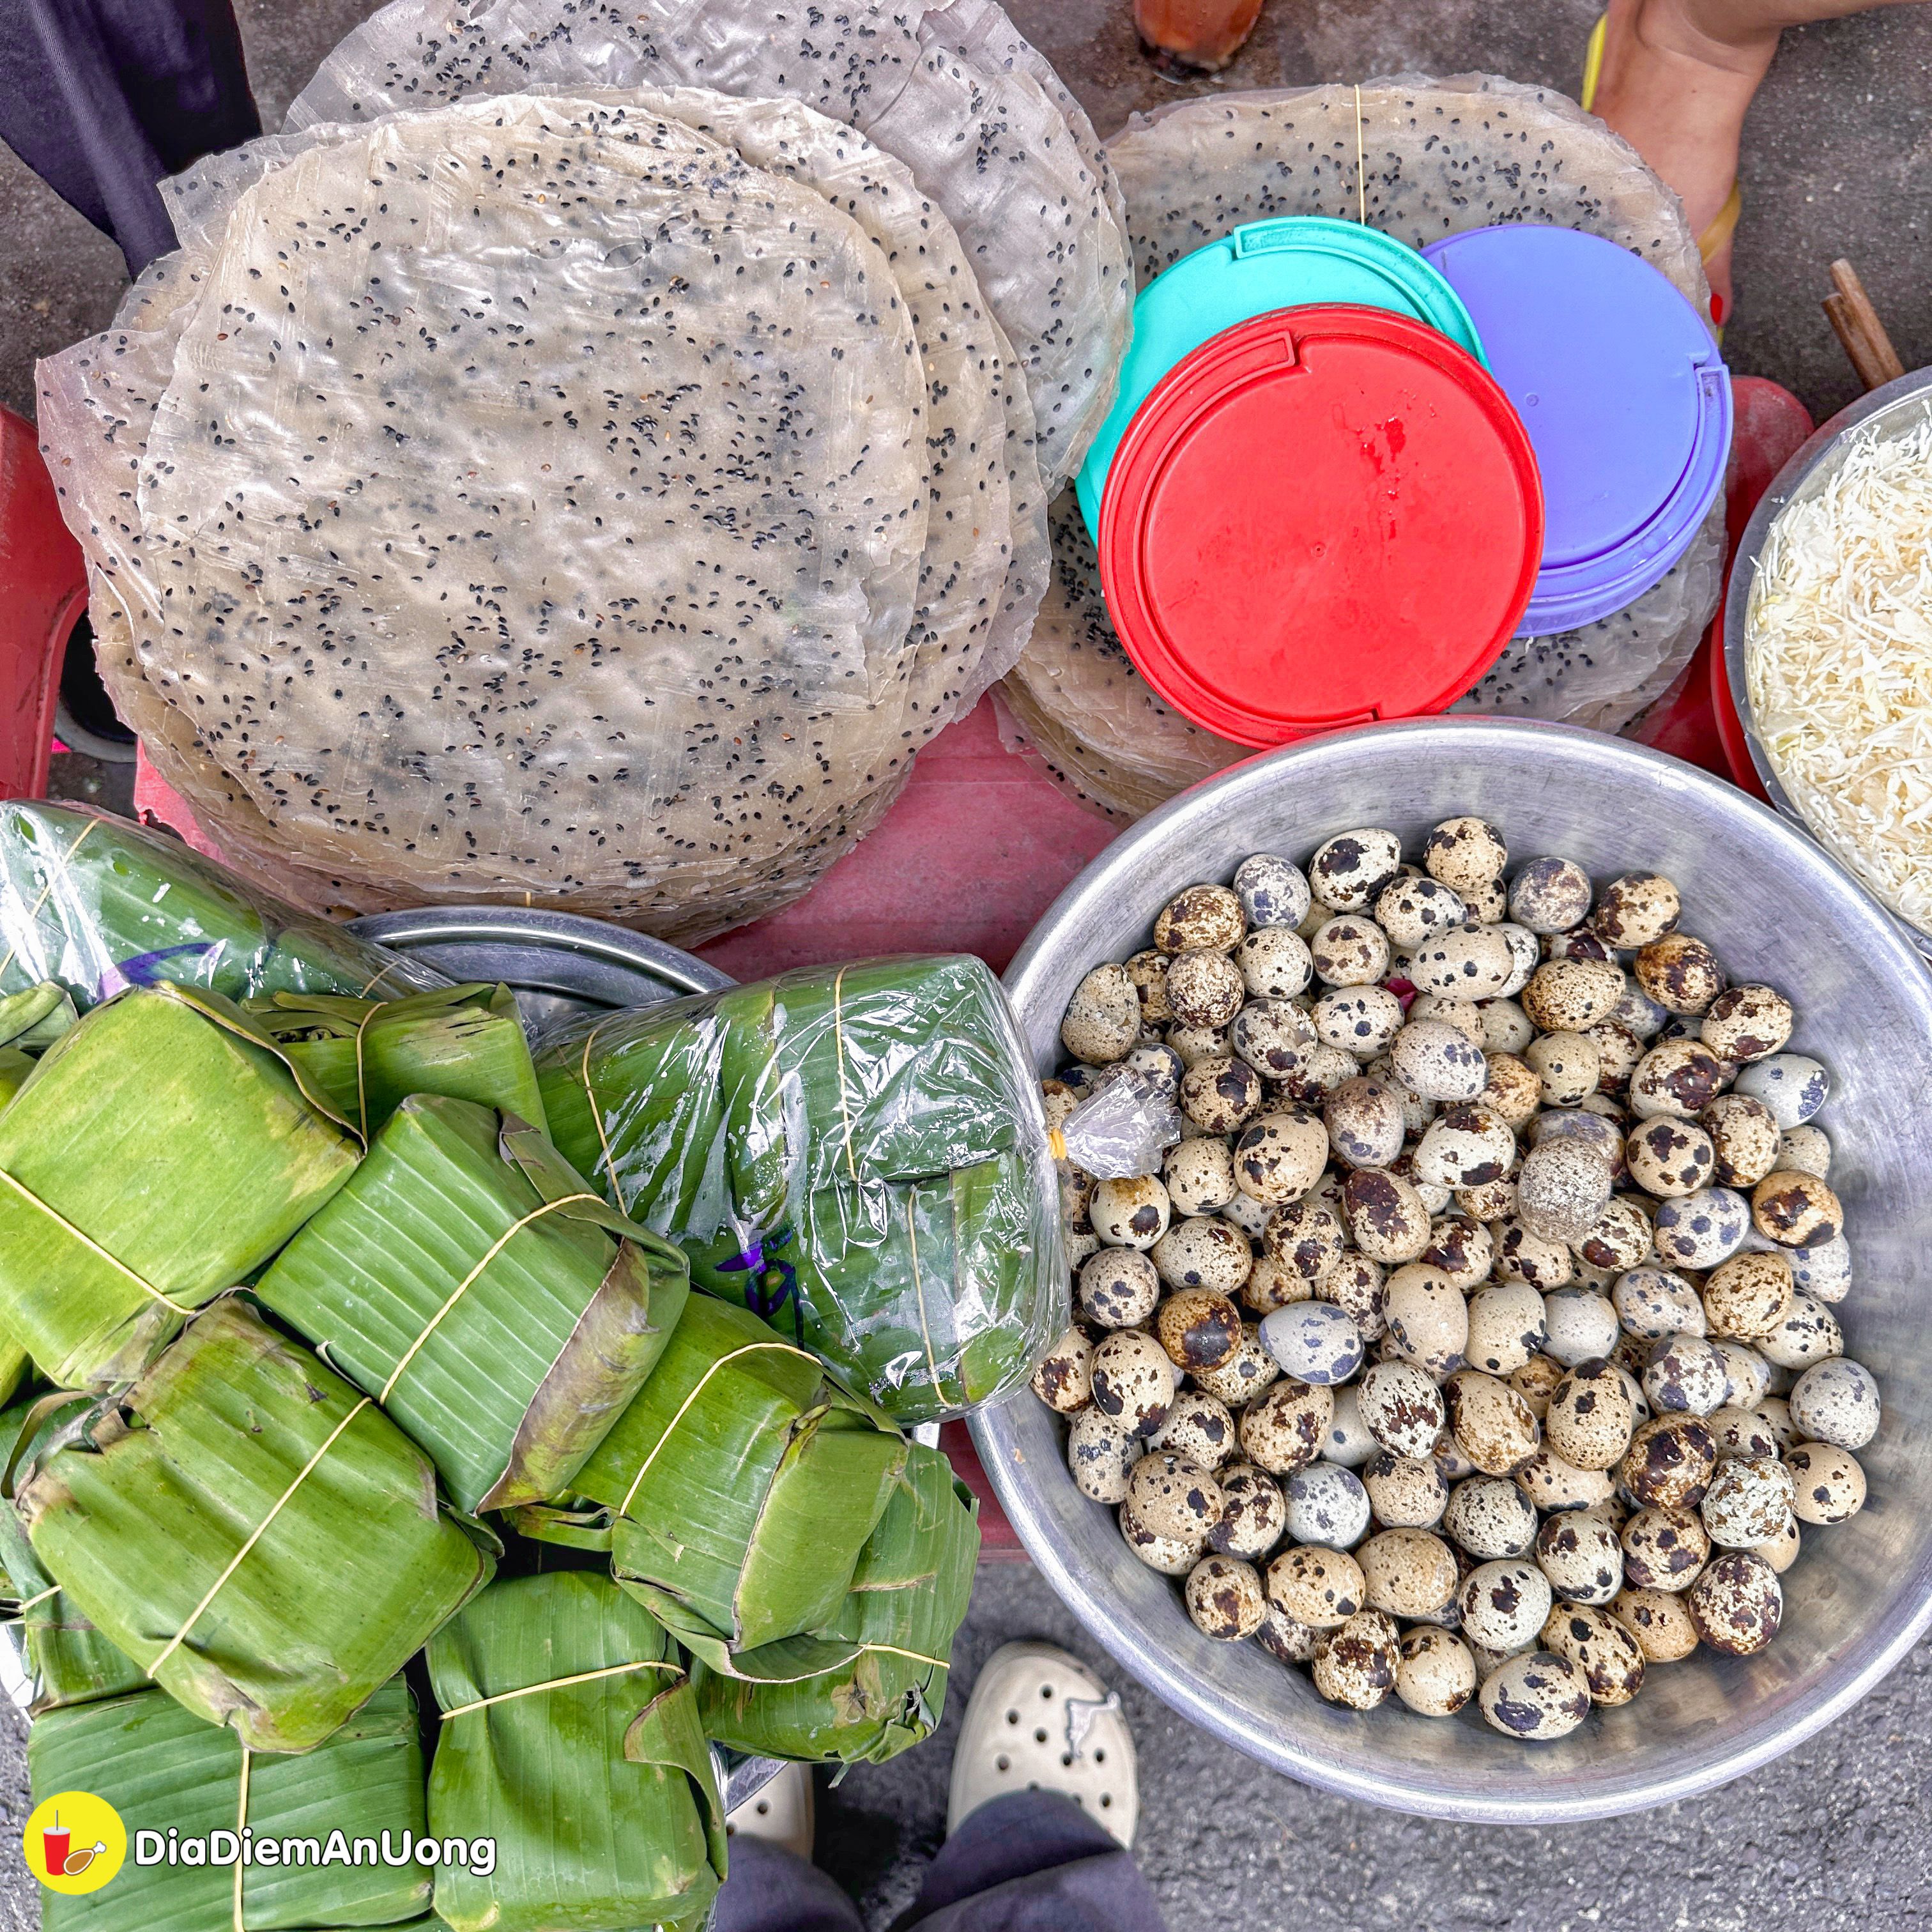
[1588,0,1775,323]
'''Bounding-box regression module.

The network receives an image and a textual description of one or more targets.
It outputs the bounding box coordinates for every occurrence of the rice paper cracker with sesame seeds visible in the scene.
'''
[285,0,1130,490]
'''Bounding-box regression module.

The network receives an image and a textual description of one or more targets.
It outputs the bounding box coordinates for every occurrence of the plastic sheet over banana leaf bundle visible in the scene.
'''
[255,1095,691,1514]
[29,1680,433,1932]
[696,1439,979,1767]
[1002,75,1718,821]
[15,1298,498,1752]
[535,956,1069,1424]
[427,1570,727,1932]
[40,0,1130,941]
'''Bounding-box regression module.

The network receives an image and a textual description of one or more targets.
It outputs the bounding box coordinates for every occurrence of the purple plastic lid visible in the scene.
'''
[1422,225,1731,634]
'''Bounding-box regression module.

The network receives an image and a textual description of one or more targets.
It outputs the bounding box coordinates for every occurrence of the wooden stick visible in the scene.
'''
[1823,259,1905,391]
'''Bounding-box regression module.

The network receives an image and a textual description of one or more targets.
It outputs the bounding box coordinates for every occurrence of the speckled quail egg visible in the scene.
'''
[1312,1609,1403,1710]
[1166,947,1247,1032]
[1652,1186,1749,1269]
[1543,1362,1636,1471]
[1153,1390,1239,1470]
[1488,1219,1575,1293]
[1459,1281,1545,1380]
[1090,1176,1172,1252]
[1755,1396,1799,1453]
[1785,1441,1866,1522]
[1314,1256,1389,1342]
[1412,1102,1517,1192]
[1275,1042,1360,1105]
[1514,1141,1613,1248]
[1686,1549,1782,1655]
[1699,984,1794,1066]
[1389,1628,1475,1717]
[1357,1360,1446,1459]
[1151,1218,1253,1301]
[1360,1450,1449,1529]
[1208,1463,1287,1561]
[1629,1039,1728,1123]
[1460,1559,1554,1653]
[1418,1215,1493,1293]
[1313,985,1406,1058]
[1790,1234,1852,1304]
[1123,949,1174,1029]
[1309,829,1404,912]
[1061,964,1144,1066]
[1067,1408,1140,1503]
[1518,960,1623,1039]
[1243,1254,1311,1315]
[1751,1170,1843,1250]
[1119,1501,1208,1575]
[1699,1455,1796,1548]
[1234,1110,1330,1204]
[1407,992,1485,1041]
[1181,1554,1266,1641]
[1775,1123,1831,1178]
[1491,923,1542,1001]
[1032,1324,1096,1414]
[1588,1020,1645,1095]
[1227,1000,1315,1086]
[1612,983,1672,1040]
[1625,1118,1717,1198]
[1535,1510,1625,1606]
[1154,883,1246,954]
[1788,1358,1879,1450]
[1168,1022,1232,1068]
[1445,1370,1543,1476]
[1620,1414,1719,1509]
[1477,1646,1593,1740]
[1155,1286,1245,1374]
[1232,928,1314,1004]
[1471,1055,1538,1133]
[1330,1175,1422,1271]
[1634,933,1727,1016]
[1385,1020,1487,1104]
[1758,1292,1843,1370]
[1611,1586,1700,1662]
[1259,1301,1365,1388]
[1732,1052,1829,1129]
[1541,1289,1622,1368]
[1444,1476,1541,1560]
[1077,1248,1162,1330]
[1126,1450,1224,1544]
[1254,1603,1320,1666]
[1433,1430,1480,1485]
[1239,1379,1335,1477]
[1220,1186,1275,1241]
[1519,1031,1598,1110]
[1324,1076,1407,1170]
[1087,1330,1177,1437]
[1319,1384,1379,1469]
[1751,1514,1803,1573]
[1261,1202,1346,1286]
[1379,1265,1468,1377]
[1510,1353,1569,1420]
[1538,1603,1646,1706]
[1620,1505,1710,1591]
[1701,1250,1794,1340]
[1163,1138,1237,1218]
[1192,1323,1283,1408]
[1708,1406,1782,1460]
[1266,1544,1366,1629]
[1410,926,1517,999]
[1590,871,1681,948]
[1643,1335,1729,1417]
[1368,876,1460,951]
[1279,1461,1368,1546]
[1477,999,1536,1056]
[1180,1055,1264,1137]
[1423,816,1509,893]
[1711,1340,1774,1411]
[1233,853,1312,931]
[1701,1093,1782,1188]
[1355,1528,1459,1620]
[1507,857,1593,935]
[1575,1198,1656,1275]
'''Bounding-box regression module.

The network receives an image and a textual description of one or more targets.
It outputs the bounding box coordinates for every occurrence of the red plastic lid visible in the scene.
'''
[1098,305,1545,748]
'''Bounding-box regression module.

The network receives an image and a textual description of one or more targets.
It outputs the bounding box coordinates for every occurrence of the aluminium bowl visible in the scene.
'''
[976,715,1932,1823]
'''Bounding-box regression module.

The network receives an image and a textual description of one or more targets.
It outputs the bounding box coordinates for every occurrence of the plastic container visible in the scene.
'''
[1422,225,1729,633]
[1095,304,1543,747]
[1077,215,1483,535]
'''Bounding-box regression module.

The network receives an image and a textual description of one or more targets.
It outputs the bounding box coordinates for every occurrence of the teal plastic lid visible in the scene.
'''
[1076,217,1487,538]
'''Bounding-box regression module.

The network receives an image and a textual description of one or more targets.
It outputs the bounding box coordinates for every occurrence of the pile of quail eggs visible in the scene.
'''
[1032,819,1876,1741]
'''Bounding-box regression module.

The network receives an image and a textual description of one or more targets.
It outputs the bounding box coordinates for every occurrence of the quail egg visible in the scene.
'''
[1266,1544,1366,1629]
[1234,854,1312,931]
[1184,1554,1268,1640]
[1154,884,1246,954]
[1733,1053,1829,1129]
[1312,1609,1404,1710]
[1788,1358,1880,1450]
[1784,1441,1866,1522]
[1238,1379,1335,1476]
[1358,1528,1460,1620]
[1686,1550,1782,1655]
[1534,1510,1625,1606]
[1208,1464,1287,1560]
[1087,1330,1177,1436]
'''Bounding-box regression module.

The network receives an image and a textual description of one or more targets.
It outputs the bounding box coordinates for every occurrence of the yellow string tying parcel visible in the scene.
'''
[438,1657,682,1722]
[0,1165,195,1314]
[617,1341,827,1517]
[0,816,99,988]
[379,1193,601,1401]
[579,1015,620,1199]
[150,1397,373,1675]
[731,1641,953,1687]
[232,1745,253,1932]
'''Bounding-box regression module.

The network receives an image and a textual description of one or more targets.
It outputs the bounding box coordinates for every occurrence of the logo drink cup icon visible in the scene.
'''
[42,1815,70,1876]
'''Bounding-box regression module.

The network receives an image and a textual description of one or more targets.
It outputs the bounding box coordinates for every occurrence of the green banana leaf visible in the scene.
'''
[0,799,445,1010]
[247,984,548,1140]
[696,1439,979,1765]
[255,1096,690,1514]
[566,1296,906,1671]
[0,983,361,1388]
[0,980,77,1051]
[0,1337,27,1407]
[30,1678,432,1931]
[17,1296,496,1752]
[0,1393,149,1712]
[427,1570,725,1932]
[687,1151,1049,1425]
[0,1044,35,1110]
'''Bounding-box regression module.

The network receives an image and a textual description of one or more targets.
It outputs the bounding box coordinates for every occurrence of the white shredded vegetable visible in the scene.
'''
[1745,408,1932,933]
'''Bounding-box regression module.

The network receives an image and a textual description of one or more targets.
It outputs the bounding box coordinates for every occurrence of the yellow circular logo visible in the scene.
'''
[24,1791,125,1894]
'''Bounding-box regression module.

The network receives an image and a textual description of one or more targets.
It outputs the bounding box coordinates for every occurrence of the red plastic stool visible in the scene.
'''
[0,406,86,801]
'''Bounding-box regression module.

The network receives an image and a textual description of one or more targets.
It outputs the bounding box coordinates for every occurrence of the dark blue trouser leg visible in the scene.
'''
[713,1838,866,1932]
[0,0,259,273]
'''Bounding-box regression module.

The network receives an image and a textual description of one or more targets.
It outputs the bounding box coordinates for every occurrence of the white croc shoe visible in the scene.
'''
[947,1641,1138,1848]
[725,1761,815,1860]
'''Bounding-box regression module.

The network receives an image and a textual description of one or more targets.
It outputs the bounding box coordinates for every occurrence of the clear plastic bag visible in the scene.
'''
[532,956,1068,1425]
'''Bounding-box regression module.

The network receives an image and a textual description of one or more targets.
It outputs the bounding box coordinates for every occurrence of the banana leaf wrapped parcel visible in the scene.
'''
[29,1678,432,1932]
[0,801,443,1011]
[0,983,361,1388]
[17,1296,496,1751]
[427,1570,726,1932]
[536,957,1066,1423]
[696,1439,978,1767]
[256,1096,690,1514]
